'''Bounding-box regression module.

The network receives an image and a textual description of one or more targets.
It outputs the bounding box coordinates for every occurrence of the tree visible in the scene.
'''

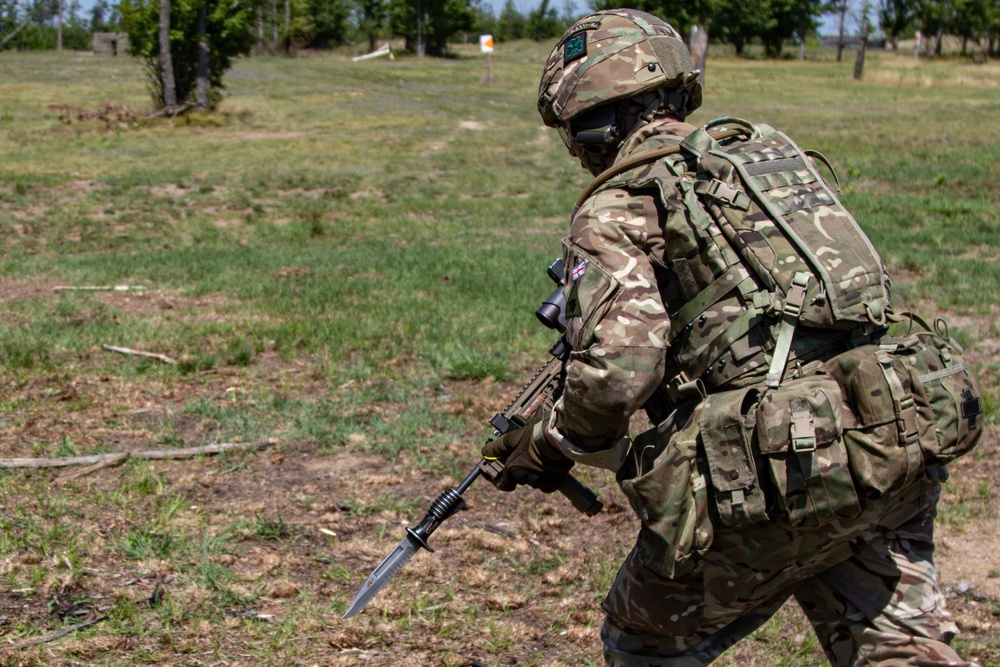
[756,0,823,58]
[878,0,919,50]
[305,0,349,48]
[89,0,119,31]
[712,0,773,56]
[952,0,991,55]
[832,0,848,60]
[119,0,255,110]
[494,0,526,41]
[159,0,177,107]
[917,0,954,55]
[525,0,561,41]
[387,0,473,56]
[354,0,387,51]
[854,0,873,78]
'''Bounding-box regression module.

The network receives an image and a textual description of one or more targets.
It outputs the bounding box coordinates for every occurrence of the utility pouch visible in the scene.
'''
[875,323,983,466]
[756,374,862,527]
[618,403,713,579]
[825,344,924,497]
[698,386,769,526]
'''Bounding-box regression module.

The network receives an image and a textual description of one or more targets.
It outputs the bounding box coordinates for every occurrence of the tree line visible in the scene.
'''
[2,0,996,110]
[3,0,998,56]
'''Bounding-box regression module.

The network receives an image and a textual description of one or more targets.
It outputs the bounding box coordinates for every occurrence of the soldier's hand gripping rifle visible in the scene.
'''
[342,259,603,619]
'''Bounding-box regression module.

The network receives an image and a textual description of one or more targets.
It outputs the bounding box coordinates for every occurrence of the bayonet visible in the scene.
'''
[342,462,479,619]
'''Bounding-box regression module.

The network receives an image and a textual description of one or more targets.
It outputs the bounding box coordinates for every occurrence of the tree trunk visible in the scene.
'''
[196,0,210,109]
[836,1,847,62]
[284,0,290,54]
[256,6,263,53]
[159,0,177,107]
[690,24,708,90]
[853,31,869,80]
[271,0,278,51]
[57,0,63,51]
[415,0,425,57]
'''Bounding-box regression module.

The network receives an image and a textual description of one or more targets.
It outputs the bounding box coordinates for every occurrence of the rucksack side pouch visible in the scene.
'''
[825,344,924,498]
[877,327,984,466]
[699,386,769,526]
[618,403,713,579]
[756,374,863,527]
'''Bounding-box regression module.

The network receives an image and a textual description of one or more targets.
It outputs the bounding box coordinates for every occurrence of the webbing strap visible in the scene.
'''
[679,178,714,231]
[876,348,921,448]
[875,347,926,489]
[669,267,752,344]
[765,272,810,388]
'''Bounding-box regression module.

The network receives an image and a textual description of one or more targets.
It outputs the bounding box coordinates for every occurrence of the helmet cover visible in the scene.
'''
[538,9,702,128]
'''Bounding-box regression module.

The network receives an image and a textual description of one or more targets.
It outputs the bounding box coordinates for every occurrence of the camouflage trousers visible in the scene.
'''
[601,474,977,666]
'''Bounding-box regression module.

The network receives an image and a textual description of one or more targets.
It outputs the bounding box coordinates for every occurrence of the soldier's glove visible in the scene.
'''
[481,414,573,494]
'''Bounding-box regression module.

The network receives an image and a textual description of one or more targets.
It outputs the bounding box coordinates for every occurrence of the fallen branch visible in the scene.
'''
[101,344,177,365]
[144,102,194,121]
[56,452,131,481]
[54,285,147,293]
[0,441,277,469]
[1,615,107,651]
[484,524,517,539]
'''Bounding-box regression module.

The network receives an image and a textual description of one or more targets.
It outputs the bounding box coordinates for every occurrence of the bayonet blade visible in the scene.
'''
[342,531,421,619]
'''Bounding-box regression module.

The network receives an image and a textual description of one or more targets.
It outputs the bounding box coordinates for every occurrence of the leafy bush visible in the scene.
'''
[118,0,255,108]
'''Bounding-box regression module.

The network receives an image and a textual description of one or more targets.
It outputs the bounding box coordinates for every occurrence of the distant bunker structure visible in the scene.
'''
[92,33,130,56]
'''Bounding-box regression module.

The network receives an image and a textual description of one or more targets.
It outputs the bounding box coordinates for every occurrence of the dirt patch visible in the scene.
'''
[0,276,62,304]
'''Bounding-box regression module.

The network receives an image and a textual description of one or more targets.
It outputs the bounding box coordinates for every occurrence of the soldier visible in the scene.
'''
[483,9,983,667]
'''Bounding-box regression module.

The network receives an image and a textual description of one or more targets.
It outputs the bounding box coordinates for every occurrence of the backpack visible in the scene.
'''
[584,117,892,389]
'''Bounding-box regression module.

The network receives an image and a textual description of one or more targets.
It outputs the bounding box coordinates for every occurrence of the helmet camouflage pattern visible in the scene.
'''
[538,9,703,128]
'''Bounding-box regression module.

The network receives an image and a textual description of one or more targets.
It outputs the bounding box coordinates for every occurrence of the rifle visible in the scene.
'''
[342,259,603,619]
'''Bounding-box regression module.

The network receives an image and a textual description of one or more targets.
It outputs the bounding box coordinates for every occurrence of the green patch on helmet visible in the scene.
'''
[564,33,587,65]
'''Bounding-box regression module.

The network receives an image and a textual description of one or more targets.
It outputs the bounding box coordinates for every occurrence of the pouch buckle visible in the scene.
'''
[790,409,817,453]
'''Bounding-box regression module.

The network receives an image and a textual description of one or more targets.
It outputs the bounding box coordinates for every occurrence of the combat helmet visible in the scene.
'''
[538,9,702,133]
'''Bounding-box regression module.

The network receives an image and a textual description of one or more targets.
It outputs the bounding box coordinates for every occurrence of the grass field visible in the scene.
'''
[1,44,999,666]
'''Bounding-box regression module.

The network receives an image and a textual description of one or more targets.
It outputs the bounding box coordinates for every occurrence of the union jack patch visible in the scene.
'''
[571,261,587,282]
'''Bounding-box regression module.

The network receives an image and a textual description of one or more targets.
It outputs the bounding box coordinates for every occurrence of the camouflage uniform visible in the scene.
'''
[537,117,976,666]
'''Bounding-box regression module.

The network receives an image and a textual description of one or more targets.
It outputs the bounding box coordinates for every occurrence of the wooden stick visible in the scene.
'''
[101,344,177,365]
[56,453,131,481]
[0,441,277,469]
[1,615,107,651]
[53,285,147,293]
